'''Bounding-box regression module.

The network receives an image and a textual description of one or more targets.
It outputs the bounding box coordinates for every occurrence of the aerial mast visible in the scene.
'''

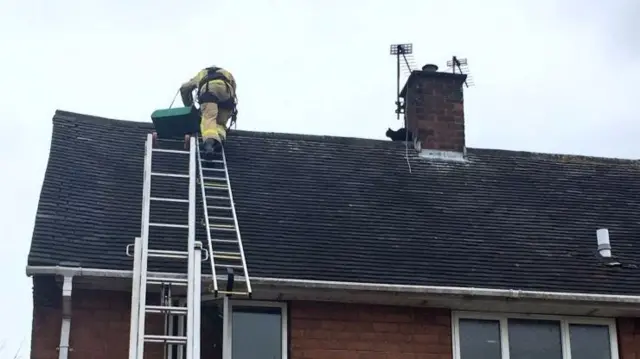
[389,43,414,120]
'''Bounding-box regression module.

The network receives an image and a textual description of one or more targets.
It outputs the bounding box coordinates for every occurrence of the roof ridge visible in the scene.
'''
[51,109,640,164]
[469,147,640,164]
[53,109,153,129]
[229,129,399,146]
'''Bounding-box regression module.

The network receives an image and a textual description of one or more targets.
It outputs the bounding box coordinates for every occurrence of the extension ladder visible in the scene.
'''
[196,137,252,298]
[128,134,204,359]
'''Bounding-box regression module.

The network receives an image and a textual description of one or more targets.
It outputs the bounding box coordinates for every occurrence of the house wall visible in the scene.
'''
[30,276,451,359]
[30,275,640,359]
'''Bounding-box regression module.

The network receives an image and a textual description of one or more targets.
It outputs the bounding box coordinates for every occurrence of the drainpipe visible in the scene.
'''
[58,275,73,359]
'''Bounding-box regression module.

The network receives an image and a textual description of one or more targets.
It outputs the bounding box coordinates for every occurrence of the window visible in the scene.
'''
[453,312,619,359]
[223,299,288,359]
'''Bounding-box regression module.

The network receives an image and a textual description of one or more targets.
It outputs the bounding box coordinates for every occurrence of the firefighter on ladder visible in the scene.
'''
[179,66,238,157]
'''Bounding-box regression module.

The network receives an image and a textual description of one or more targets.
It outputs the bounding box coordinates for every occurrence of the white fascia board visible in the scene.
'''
[25,265,640,304]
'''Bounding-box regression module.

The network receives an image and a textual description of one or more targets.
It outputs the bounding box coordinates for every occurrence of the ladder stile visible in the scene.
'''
[196,137,218,293]
[136,133,154,359]
[186,136,196,359]
[127,236,142,359]
[177,298,186,359]
[193,243,202,359]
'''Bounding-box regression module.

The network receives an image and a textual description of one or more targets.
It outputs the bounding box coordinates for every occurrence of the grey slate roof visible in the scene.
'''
[28,110,640,295]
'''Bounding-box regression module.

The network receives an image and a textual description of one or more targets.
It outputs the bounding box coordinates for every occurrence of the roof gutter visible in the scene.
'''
[25,265,640,304]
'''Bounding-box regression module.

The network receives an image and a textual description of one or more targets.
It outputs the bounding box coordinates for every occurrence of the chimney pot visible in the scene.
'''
[422,64,439,72]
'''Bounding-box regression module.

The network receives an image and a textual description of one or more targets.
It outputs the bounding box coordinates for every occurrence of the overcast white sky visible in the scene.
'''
[0,0,639,357]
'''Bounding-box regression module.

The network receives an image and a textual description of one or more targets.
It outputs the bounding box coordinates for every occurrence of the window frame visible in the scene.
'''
[222,298,288,359]
[451,311,619,359]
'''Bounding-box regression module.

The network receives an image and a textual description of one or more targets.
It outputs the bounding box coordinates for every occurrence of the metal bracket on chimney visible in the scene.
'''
[418,149,466,162]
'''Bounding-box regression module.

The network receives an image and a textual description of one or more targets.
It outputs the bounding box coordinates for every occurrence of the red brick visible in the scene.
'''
[619,318,640,359]
[307,329,333,340]
[291,301,451,359]
[292,318,323,330]
[372,322,400,333]
[383,312,414,323]
[357,352,389,359]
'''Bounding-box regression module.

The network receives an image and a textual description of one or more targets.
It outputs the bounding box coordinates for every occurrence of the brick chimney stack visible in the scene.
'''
[400,64,468,155]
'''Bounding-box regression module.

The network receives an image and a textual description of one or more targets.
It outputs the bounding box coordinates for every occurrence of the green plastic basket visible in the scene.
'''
[150,106,200,138]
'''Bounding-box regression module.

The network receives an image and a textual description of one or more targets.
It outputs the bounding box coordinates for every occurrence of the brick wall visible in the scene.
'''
[618,318,640,359]
[30,277,452,359]
[290,301,452,359]
[29,276,221,359]
[34,277,640,359]
[31,276,640,359]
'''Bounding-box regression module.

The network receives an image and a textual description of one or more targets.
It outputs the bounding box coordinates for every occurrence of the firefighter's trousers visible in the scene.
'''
[199,80,233,143]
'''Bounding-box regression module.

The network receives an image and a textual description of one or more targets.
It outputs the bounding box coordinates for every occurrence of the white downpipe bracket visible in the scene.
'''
[58,275,73,359]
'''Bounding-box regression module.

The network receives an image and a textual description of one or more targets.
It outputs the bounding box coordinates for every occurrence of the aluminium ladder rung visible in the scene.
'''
[212,238,238,244]
[203,182,228,187]
[146,305,188,315]
[151,172,190,179]
[147,249,188,259]
[200,159,224,164]
[150,197,189,203]
[202,168,225,172]
[216,263,244,269]
[152,148,190,155]
[149,223,189,229]
[209,215,233,221]
[212,251,242,260]
[203,184,228,189]
[210,223,235,227]
[144,335,188,344]
[217,290,250,296]
[147,277,188,286]
[202,176,226,181]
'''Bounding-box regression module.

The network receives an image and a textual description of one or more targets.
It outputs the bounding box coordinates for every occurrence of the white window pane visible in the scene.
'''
[232,306,282,359]
[459,319,502,359]
[508,319,563,359]
[569,324,611,359]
